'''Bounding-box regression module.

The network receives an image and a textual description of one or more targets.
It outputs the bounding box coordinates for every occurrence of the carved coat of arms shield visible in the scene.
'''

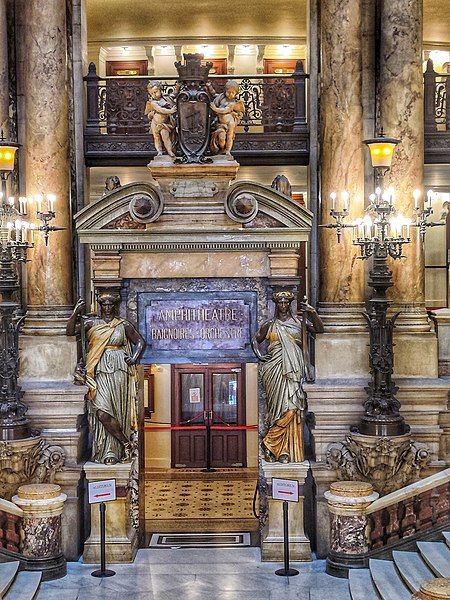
[177,90,211,162]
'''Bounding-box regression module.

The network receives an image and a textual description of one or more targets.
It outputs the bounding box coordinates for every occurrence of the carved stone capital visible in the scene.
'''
[0,437,65,500]
[326,433,429,496]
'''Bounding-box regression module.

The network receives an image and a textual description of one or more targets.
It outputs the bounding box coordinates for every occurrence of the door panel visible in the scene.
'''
[180,373,205,423]
[171,364,246,468]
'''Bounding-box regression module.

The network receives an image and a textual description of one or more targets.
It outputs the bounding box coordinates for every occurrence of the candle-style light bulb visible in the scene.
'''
[35,194,43,213]
[29,223,36,245]
[426,189,433,205]
[330,192,337,211]
[413,189,421,209]
[47,194,56,213]
[22,221,29,243]
[341,191,349,211]
[387,187,394,206]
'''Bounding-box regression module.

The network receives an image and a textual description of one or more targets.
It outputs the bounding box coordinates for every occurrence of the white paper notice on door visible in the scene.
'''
[189,387,201,403]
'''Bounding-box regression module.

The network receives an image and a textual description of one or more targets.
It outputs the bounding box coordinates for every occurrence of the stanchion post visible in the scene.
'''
[201,410,216,473]
[91,502,116,577]
[275,500,299,577]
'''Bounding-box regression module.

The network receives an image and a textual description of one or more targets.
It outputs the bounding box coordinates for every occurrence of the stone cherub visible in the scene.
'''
[209,79,244,158]
[145,81,178,159]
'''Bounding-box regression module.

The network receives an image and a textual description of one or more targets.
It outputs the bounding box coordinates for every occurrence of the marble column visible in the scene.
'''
[379,0,424,307]
[23,0,73,310]
[0,0,8,134]
[378,0,437,377]
[18,0,86,563]
[316,0,367,379]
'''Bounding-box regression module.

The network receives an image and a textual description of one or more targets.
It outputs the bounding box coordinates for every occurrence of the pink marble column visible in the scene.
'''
[379,0,424,306]
[23,0,73,309]
[319,0,365,307]
[0,0,9,134]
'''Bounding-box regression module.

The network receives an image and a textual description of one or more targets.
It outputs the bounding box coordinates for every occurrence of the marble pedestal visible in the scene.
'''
[261,460,311,562]
[148,155,240,225]
[324,480,378,578]
[413,578,450,600]
[12,483,67,580]
[83,462,138,564]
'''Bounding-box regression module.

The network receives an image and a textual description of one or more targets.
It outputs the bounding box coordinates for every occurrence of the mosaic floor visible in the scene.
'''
[144,477,257,520]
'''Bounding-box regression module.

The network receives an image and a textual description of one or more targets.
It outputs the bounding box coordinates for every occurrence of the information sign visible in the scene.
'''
[272,478,299,502]
[88,479,117,504]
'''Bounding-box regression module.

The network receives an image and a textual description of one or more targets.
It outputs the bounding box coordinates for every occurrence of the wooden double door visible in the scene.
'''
[171,364,246,468]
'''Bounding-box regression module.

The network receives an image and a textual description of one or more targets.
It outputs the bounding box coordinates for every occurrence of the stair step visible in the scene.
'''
[348,569,380,600]
[417,541,450,578]
[443,532,450,548]
[310,573,352,600]
[392,550,434,592]
[0,561,19,597]
[369,559,411,600]
[3,571,41,600]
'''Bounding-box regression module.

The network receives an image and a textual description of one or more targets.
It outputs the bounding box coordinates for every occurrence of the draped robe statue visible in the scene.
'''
[252,291,323,464]
[67,293,146,465]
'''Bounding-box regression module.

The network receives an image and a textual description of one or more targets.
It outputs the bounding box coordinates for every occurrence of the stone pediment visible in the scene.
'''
[74,177,312,253]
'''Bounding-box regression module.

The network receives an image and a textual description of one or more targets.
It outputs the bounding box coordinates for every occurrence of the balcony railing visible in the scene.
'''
[424,58,450,163]
[83,62,309,166]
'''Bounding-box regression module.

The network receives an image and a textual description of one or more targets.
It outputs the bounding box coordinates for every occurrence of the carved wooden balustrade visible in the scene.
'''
[84,62,309,166]
[366,468,450,554]
[0,498,23,553]
[0,511,21,552]
[325,468,450,575]
[424,58,450,163]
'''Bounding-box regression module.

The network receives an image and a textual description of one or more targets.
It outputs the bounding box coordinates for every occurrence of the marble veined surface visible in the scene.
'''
[37,548,346,600]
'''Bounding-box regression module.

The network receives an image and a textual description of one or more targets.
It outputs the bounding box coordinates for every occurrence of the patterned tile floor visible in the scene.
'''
[145,478,257,520]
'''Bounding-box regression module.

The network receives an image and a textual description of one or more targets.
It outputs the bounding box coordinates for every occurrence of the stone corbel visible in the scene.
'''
[268,249,300,279]
[92,251,123,291]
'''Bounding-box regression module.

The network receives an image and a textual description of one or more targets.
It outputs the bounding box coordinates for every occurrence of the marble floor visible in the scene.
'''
[37,548,349,600]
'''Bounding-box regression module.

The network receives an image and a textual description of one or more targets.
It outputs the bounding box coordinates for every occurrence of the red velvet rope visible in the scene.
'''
[144,424,258,431]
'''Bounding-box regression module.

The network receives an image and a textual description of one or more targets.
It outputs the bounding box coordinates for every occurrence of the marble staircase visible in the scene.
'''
[0,561,42,600]
[314,531,450,600]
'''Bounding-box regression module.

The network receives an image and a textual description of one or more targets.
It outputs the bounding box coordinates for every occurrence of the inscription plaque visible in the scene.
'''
[138,292,257,364]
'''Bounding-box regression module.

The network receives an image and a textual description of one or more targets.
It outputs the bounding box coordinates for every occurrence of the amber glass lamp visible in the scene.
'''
[0,131,20,174]
[364,133,400,175]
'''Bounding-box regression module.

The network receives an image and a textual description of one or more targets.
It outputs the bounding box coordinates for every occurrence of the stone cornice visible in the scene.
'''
[83,227,308,253]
